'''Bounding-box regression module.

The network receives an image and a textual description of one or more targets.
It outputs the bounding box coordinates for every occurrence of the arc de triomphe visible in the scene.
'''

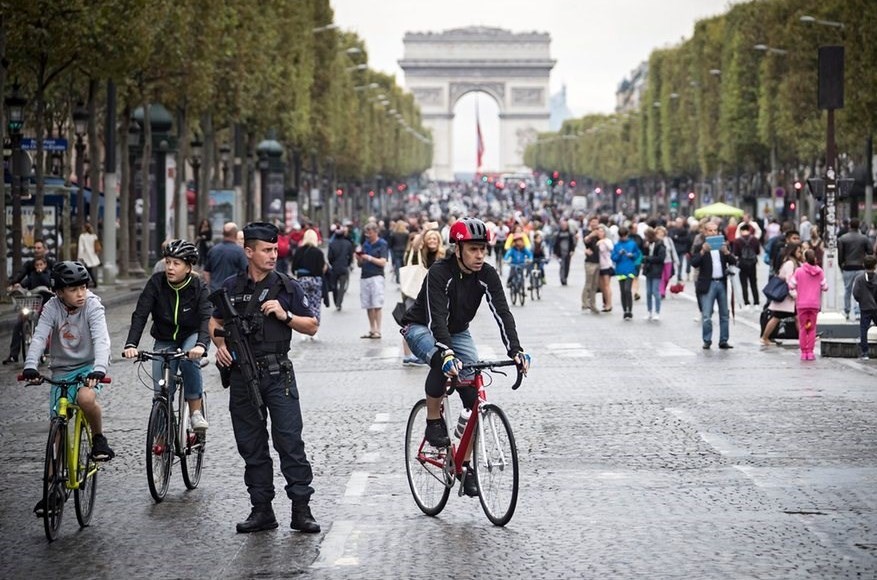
[399,27,555,182]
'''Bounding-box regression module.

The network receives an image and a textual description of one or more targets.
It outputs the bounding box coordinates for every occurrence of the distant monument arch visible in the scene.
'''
[399,26,555,181]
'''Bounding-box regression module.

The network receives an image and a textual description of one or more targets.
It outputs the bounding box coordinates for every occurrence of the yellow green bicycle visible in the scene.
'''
[21,372,111,541]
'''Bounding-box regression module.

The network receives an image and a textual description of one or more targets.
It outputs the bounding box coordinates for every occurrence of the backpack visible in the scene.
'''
[740,241,757,265]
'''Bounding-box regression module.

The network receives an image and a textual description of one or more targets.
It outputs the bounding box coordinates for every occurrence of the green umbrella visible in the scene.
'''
[693,202,744,219]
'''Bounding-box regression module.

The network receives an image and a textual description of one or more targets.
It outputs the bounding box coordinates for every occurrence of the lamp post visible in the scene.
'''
[753,44,788,218]
[219,142,231,188]
[189,133,203,228]
[72,103,88,234]
[5,84,27,275]
[256,136,284,224]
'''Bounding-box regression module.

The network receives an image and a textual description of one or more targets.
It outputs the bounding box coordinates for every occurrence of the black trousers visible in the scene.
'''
[738,262,759,305]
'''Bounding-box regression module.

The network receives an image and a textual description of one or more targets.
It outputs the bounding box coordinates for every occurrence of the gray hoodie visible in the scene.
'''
[24,291,111,376]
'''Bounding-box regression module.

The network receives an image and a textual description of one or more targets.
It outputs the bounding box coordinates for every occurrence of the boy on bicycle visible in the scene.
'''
[4,255,52,365]
[400,217,530,496]
[122,240,211,431]
[22,261,114,514]
[503,232,533,286]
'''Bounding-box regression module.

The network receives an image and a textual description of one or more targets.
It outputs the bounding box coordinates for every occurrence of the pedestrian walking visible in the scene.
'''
[203,222,248,293]
[691,221,736,349]
[291,229,327,325]
[642,228,666,320]
[400,227,445,366]
[851,255,877,359]
[327,223,355,311]
[731,223,761,310]
[356,222,389,339]
[581,217,601,312]
[760,243,802,347]
[838,218,874,320]
[209,222,321,534]
[611,227,641,321]
[196,218,212,267]
[553,218,575,285]
[655,225,677,299]
[597,225,614,312]
[77,223,101,288]
[789,248,828,361]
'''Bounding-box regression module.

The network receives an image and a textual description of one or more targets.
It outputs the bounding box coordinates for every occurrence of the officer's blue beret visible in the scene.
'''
[243,222,279,243]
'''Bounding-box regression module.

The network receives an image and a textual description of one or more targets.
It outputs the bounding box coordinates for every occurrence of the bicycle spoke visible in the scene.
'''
[146,402,172,502]
[74,419,98,527]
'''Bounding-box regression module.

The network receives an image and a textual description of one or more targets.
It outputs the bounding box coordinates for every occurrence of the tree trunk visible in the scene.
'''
[0,15,8,293]
[140,103,152,271]
[88,79,102,233]
[198,111,213,229]
[119,106,130,278]
[175,106,188,240]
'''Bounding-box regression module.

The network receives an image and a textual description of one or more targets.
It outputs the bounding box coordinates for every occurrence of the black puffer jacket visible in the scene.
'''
[124,272,212,349]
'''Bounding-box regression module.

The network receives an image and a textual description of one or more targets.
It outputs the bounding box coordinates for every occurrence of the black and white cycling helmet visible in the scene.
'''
[162,239,199,265]
[52,260,91,290]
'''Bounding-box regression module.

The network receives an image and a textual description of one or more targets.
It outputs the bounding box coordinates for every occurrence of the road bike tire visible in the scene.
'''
[42,419,66,541]
[74,419,97,527]
[146,400,173,502]
[180,394,206,490]
[473,404,519,526]
[404,399,451,516]
[518,282,526,306]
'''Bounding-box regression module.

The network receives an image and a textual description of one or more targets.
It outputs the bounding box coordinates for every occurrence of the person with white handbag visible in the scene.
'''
[399,228,445,366]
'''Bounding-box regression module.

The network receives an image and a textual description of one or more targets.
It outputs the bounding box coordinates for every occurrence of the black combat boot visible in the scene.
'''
[290,501,321,533]
[236,504,278,533]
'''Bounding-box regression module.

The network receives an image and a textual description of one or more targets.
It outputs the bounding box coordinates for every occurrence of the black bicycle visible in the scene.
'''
[131,350,208,502]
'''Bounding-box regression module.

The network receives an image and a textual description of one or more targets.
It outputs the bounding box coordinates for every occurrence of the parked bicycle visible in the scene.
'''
[405,360,524,526]
[21,372,112,541]
[507,264,528,306]
[131,350,208,502]
[10,286,51,362]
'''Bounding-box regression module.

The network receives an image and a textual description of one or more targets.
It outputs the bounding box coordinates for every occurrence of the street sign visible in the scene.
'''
[20,138,68,152]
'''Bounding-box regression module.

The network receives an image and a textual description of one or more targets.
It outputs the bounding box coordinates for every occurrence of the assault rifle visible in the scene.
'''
[209,288,264,419]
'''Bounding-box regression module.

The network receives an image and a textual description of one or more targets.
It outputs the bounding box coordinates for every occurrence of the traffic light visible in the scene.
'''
[368,189,375,198]
[688,191,695,201]
[518,181,526,190]
[794,180,803,193]
[552,170,559,180]
[546,176,553,186]
[335,188,343,197]
[615,187,622,196]
[595,187,602,194]
[569,180,576,188]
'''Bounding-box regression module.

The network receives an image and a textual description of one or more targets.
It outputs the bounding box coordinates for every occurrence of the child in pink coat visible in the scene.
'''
[789,249,828,360]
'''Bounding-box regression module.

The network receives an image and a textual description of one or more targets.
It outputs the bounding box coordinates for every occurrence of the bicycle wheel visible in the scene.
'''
[21,317,33,360]
[534,275,542,300]
[473,404,519,526]
[180,395,206,490]
[518,282,526,306]
[146,400,173,502]
[42,419,66,541]
[404,399,451,516]
[74,419,98,527]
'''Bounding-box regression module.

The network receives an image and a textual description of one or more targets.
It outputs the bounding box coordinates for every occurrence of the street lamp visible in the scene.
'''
[346,63,367,73]
[754,44,789,55]
[312,23,338,33]
[219,142,231,188]
[72,102,88,233]
[800,15,844,29]
[189,133,203,227]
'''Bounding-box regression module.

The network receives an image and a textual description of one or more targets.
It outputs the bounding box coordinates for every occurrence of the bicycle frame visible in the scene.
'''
[54,395,94,492]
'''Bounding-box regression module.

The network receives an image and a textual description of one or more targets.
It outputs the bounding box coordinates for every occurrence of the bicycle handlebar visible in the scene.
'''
[127,349,208,363]
[18,373,112,386]
[451,359,526,392]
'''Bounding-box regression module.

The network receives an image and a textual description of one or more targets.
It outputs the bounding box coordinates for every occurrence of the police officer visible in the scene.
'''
[209,222,321,534]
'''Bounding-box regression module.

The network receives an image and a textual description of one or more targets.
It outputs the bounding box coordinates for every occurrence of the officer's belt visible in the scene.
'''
[254,353,289,376]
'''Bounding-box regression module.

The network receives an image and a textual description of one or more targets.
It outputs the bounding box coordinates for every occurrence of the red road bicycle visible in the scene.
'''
[404,360,524,526]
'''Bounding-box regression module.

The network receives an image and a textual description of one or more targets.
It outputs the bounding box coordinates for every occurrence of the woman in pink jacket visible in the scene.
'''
[789,249,828,360]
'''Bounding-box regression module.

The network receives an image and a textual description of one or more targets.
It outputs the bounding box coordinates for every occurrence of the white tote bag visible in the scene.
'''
[399,251,428,298]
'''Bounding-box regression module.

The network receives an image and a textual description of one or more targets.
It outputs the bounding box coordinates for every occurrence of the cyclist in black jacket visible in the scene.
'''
[122,240,212,431]
[400,217,531,480]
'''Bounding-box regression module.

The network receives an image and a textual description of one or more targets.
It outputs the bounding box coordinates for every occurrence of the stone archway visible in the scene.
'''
[400,26,555,181]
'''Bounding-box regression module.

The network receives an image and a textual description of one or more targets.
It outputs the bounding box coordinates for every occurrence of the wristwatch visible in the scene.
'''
[286,310,294,323]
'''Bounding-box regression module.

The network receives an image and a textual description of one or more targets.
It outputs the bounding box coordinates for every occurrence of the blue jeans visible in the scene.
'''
[403,324,479,371]
[700,279,729,345]
[842,270,862,317]
[153,334,203,401]
[646,277,662,314]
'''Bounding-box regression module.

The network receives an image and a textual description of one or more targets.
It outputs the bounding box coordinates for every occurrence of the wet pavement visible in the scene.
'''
[0,258,875,579]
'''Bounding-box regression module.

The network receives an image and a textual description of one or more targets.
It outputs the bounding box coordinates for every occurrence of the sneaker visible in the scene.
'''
[33,498,46,518]
[860,353,870,360]
[190,410,209,432]
[91,434,115,461]
[643,312,653,321]
[424,418,450,448]
[402,355,426,367]
[2,356,17,365]
[652,313,660,321]
[718,343,733,350]
[458,467,479,497]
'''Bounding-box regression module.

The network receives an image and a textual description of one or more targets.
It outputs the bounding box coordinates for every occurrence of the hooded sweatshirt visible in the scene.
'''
[852,270,877,312]
[789,262,828,310]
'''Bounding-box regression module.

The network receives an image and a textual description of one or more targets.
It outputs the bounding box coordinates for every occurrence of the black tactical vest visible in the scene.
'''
[230,272,293,355]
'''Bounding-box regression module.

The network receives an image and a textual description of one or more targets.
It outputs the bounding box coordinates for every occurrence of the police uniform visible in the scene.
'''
[214,222,320,533]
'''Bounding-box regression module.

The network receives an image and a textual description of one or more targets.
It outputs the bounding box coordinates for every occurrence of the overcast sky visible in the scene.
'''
[331,0,742,173]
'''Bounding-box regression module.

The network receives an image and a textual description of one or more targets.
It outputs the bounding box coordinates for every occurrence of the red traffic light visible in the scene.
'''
[518,181,526,190]
[615,187,622,195]
[552,171,559,179]
[368,189,375,197]
[595,187,602,194]
[569,180,576,188]
[335,188,343,196]
[687,191,696,200]
[794,181,803,191]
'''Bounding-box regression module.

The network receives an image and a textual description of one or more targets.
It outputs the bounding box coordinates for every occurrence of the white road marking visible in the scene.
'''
[548,342,594,358]
[342,471,369,503]
[310,520,358,568]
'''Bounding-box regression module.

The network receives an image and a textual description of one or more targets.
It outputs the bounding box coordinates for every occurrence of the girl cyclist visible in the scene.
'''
[122,240,211,431]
